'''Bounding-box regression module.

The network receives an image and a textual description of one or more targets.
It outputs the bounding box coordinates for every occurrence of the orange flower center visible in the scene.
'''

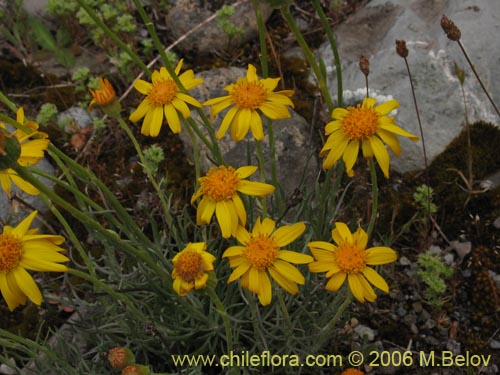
[174,250,204,282]
[244,235,278,271]
[336,244,367,274]
[0,233,23,272]
[148,79,178,107]
[200,166,240,202]
[231,81,267,110]
[342,105,379,140]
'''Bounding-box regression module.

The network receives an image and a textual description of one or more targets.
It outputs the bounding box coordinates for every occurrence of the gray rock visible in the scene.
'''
[164,0,273,54]
[180,67,318,197]
[316,0,500,173]
[0,158,55,225]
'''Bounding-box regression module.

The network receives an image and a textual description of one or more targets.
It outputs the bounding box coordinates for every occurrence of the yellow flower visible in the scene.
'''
[320,97,418,178]
[223,217,313,306]
[129,60,203,136]
[204,64,294,141]
[0,108,50,198]
[191,165,275,238]
[0,210,68,311]
[308,222,397,303]
[172,242,216,296]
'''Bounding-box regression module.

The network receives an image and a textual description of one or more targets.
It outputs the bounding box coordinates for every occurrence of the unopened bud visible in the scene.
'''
[89,77,121,118]
[359,54,370,77]
[395,40,409,58]
[108,347,135,369]
[121,365,151,375]
[441,15,461,41]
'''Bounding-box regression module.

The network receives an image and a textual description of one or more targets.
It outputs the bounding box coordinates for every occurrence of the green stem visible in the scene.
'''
[131,0,225,165]
[315,291,352,351]
[0,328,79,374]
[276,289,292,331]
[310,0,343,109]
[367,159,378,238]
[39,195,96,276]
[255,141,268,216]
[252,0,268,77]
[68,268,145,319]
[252,0,283,213]
[74,0,150,74]
[280,5,334,111]
[13,165,168,282]
[47,146,157,249]
[207,288,233,353]
[0,90,17,113]
[116,117,181,245]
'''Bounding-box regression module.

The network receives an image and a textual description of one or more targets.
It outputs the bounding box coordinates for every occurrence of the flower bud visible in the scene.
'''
[359,54,370,77]
[89,77,121,118]
[395,39,409,58]
[108,347,135,369]
[121,365,151,375]
[0,128,21,170]
[441,15,461,41]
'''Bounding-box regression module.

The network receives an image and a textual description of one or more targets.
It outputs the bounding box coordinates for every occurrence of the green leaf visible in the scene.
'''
[28,17,57,51]
[56,28,72,48]
[54,48,76,68]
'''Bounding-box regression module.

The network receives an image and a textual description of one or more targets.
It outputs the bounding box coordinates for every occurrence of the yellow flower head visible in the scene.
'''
[191,165,275,238]
[223,217,313,306]
[308,222,397,303]
[0,210,68,311]
[204,64,294,142]
[320,97,418,178]
[89,77,116,110]
[172,242,216,296]
[129,59,203,137]
[0,108,50,198]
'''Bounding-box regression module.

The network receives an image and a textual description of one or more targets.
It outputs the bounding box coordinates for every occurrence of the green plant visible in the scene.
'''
[36,103,59,126]
[216,5,244,48]
[417,252,454,307]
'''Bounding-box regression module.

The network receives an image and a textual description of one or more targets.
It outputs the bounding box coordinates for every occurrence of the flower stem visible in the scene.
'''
[14,165,168,281]
[280,5,334,111]
[315,291,352,351]
[457,41,500,119]
[367,159,378,238]
[0,90,17,113]
[310,0,343,108]
[74,0,150,74]
[255,140,268,216]
[207,287,233,353]
[116,117,181,245]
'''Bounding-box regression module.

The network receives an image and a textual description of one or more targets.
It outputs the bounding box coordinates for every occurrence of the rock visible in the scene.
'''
[354,324,376,341]
[450,240,472,260]
[57,106,93,131]
[489,339,500,350]
[0,158,55,225]
[493,216,500,229]
[164,0,273,54]
[412,301,423,313]
[399,256,411,266]
[315,0,500,173]
[180,67,318,197]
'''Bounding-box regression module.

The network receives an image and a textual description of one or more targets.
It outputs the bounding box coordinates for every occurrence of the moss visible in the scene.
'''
[427,120,500,240]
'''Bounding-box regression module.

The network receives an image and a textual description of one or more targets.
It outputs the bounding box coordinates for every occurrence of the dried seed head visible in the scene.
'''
[441,15,461,41]
[395,40,409,58]
[108,347,135,369]
[359,54,370,77]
